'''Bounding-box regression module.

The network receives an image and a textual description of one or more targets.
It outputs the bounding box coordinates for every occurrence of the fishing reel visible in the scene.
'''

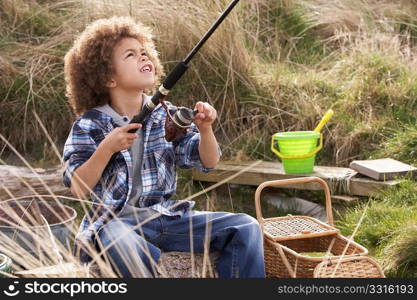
[161,100,198,142]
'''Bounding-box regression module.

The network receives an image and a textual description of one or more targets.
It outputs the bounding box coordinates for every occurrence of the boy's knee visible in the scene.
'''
[97,220,138,247]
[230,213,262,236]
[235,213,260,227]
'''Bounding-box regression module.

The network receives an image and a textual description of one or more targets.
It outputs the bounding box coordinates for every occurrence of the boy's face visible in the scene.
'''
[108,37,155,92]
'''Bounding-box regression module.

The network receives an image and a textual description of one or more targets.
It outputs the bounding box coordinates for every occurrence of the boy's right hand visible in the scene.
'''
[98,123,142,155]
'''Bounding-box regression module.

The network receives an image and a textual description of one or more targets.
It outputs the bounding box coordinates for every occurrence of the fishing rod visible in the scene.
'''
[129,0,241,139]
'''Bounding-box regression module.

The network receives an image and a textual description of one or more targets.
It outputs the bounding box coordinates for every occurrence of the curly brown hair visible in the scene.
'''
[64,16,164,116]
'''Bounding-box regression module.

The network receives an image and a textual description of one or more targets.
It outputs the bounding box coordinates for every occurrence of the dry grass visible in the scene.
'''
[2,0,417,165]
[1,0,255,163]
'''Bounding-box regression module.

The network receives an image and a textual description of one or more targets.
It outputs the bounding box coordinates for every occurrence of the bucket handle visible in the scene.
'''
[271,134,323,159]
[254,177,334,227]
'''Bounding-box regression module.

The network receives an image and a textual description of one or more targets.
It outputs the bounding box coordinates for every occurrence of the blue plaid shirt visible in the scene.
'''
[62,100,221,260]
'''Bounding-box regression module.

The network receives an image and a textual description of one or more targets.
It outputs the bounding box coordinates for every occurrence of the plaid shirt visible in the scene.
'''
[62,101,221,261]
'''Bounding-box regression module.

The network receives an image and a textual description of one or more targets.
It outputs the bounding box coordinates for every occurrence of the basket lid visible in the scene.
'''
[314,256,385,278]
[263,215,339,242]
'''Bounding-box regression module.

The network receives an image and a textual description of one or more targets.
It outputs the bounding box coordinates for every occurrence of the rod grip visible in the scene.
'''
[128,104,153,133]
[163,61,188,90]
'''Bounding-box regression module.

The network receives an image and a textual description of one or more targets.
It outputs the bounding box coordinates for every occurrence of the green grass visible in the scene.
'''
[380,225,417,278]
[372,125,417,165]
[337,180,417,277]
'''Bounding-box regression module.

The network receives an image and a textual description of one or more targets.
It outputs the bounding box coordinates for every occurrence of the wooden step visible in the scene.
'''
[0,165,70,201]
[192,161,400,197]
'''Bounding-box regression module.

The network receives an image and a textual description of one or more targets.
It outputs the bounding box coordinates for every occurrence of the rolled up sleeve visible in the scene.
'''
[173,123,222,173]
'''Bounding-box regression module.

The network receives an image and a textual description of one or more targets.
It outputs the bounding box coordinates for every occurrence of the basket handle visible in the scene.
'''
[254,177,334,226]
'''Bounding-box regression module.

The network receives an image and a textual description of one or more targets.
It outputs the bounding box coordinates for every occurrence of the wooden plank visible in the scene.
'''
[192,161,401,197]
[0,165,71,201]
[331,195,359,206]
[349,177,399,197]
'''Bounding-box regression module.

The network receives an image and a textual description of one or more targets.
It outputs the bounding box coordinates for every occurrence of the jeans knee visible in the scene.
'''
[97,220,139,249]
[236,213,260,226]
[233,213,262,236]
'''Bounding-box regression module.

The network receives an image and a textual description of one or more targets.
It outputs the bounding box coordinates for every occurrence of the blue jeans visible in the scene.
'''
[96,210,265,278]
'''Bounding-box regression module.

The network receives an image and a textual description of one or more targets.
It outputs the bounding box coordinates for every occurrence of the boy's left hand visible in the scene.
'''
[193,101,217,133]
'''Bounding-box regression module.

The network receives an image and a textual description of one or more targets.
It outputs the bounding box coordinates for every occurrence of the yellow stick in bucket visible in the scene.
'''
[314,109,334,133]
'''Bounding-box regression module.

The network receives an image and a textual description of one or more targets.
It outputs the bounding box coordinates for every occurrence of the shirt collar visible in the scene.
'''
[94,94,150,127]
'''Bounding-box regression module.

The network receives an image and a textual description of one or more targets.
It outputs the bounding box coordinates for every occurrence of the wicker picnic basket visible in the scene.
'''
[314,256,385,278]
[255,177,368,278]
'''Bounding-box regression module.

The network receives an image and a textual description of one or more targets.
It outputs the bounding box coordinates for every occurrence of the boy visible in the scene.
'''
[62,16,265,278]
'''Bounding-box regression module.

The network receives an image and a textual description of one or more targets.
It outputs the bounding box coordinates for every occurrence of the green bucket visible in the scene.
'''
[271,131,323,174]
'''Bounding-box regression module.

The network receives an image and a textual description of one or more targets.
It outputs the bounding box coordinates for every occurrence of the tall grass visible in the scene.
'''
[2,0,417,165]
[1,0,256,162]
[381,225,417,278]
[372,124,417,165]
[337,180,417,277]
